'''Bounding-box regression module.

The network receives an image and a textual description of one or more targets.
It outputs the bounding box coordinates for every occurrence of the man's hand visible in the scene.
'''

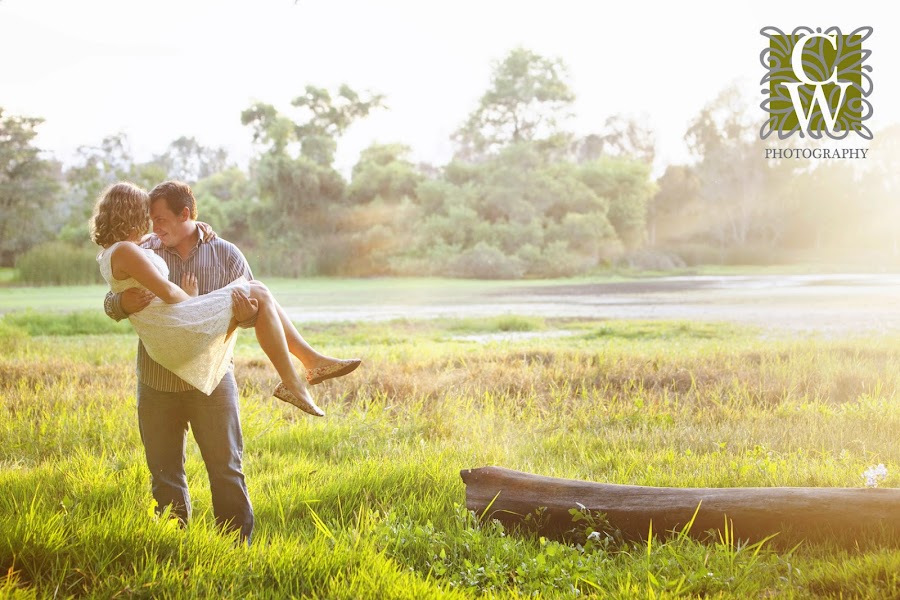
[121,288,155,315]
[181,272,199,297]
[231,289,259,322]
[197,221,218,241]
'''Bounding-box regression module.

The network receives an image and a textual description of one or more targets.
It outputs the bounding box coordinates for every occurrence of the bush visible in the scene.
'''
[662,242,787,267]
[244,240,315,278]
[447,242,526,279]
[15,242,103,286]
[660,242,724,267]
[523,240,591,278]
[614,249,687,271]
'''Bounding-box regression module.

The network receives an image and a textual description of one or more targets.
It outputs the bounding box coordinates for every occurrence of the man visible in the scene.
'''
[105,180,259,542]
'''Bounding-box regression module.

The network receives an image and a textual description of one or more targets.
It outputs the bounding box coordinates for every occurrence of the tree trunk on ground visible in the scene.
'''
[461,466,900,546]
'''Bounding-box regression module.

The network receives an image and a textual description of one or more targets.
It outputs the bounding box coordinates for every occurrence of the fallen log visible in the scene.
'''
[461,466,900,546]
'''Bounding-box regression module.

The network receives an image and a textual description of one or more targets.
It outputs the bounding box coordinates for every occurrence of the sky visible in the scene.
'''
[1,0,897,177]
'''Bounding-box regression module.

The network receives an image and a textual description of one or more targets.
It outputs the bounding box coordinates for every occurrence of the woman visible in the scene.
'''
[91,182,359,416]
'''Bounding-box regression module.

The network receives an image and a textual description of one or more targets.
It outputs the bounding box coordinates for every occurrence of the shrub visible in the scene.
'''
[447,242,526,279]
[15,242,103,286]
[245,240,315,278]
[614,249,687,271]
[523,241,591,278]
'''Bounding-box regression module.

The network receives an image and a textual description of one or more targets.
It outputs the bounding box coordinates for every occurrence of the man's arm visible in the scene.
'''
[227,244,258,329]
[104,287,156,321]
[104,290,128,322]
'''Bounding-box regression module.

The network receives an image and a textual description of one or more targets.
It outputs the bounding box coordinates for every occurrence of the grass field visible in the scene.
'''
[3,307,900,598]
[1,265,890,314]
[0,276,618,315]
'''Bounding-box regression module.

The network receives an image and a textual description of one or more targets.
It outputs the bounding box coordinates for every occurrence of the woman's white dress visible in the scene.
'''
[98,242,250,395]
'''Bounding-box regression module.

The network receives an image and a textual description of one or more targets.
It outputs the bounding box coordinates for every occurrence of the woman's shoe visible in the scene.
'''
[306,358,361,385]
[273,382,325,417]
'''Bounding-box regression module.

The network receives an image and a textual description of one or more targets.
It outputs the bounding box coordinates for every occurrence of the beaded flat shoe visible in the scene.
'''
[273,382,325,417]
[306,358,361,385]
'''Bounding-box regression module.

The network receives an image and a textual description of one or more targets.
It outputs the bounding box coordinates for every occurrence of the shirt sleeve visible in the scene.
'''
[104,290,128,322]
[227,244,258,329]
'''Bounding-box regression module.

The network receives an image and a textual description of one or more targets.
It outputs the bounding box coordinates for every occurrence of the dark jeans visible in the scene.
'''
[137,372,254,543]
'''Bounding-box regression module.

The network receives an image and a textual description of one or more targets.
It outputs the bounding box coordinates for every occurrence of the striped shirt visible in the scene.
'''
[104,228,257,392]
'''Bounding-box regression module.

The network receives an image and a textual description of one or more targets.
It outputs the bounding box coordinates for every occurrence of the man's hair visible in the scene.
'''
[90,182,150,247]
[148,180,198,220]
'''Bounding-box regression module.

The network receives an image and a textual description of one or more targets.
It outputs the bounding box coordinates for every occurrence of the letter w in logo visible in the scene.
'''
[780,33,851,136]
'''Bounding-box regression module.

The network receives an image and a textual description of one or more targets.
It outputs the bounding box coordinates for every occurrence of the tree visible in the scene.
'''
[153,136,230,183]
[60,133,164,245]
[574,114,657,165]
[192,167,256,244]
[242,85,385,167]
[239,86,385,275]
[291,85,385,166]
[780,162,856,253]
[241,102,295,156]
[453,47,575,159]
[0,108,62,265]
[684,85,777,248]
[648,164,701,245]
[347,143,423,205]
[578,157,656,249]
[862,124,900,256]
[407,142,624,277]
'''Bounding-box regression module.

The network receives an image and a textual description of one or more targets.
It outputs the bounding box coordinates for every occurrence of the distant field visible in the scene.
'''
[0,275,628,315]
[5,272,900,337]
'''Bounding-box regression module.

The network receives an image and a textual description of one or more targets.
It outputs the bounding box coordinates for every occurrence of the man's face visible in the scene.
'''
[150,198,190,248]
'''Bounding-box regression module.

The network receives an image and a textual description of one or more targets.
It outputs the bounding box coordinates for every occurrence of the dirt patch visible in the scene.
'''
[281,275,900,336]
[492,278,718,297]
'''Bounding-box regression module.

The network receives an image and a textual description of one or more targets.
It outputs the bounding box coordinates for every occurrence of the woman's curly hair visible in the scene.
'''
[90,182,151,247]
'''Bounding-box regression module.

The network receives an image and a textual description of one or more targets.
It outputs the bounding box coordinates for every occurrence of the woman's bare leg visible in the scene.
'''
[245,285,323,416]
[249,281,352,370]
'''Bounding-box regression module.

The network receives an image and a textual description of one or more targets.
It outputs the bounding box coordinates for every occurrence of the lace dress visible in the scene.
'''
[98,242,250,395]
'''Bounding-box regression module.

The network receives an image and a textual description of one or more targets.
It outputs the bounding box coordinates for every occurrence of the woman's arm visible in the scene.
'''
[109,242,191,304]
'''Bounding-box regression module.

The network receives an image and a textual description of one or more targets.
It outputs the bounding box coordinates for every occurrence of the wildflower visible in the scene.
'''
[862,463,888,488]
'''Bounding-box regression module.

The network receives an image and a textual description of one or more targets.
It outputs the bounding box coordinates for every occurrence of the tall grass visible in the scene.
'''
[14,242,103,286]
[2,317,900,597]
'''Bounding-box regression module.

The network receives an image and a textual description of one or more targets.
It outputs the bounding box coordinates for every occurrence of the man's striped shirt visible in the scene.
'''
[104,229,257,392]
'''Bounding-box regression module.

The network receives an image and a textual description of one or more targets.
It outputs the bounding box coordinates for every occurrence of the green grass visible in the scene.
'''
[0,268,828,315]
[3,316,900,597]
[2,310,133,336]
[0,277,523,316]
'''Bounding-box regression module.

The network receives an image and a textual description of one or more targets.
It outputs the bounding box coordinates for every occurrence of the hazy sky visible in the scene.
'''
[2,0,896,176]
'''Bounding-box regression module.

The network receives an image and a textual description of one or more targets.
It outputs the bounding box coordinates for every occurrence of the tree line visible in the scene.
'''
[3,48,898,284]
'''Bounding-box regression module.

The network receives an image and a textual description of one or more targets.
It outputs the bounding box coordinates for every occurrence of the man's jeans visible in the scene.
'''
[137,373,254,543]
